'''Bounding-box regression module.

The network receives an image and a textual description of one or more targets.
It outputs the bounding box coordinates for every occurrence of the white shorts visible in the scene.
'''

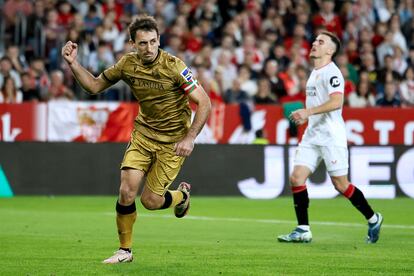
[294,144,349,176]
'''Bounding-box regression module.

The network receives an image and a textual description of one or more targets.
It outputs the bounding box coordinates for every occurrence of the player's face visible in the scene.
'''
[309,34,333,59]
[133,30,160,63]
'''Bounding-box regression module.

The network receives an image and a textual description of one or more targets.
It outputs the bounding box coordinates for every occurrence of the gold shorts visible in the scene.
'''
[120,130,185,196]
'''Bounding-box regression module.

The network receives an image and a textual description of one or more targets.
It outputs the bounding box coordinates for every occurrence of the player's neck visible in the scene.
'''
[312,57,332,70]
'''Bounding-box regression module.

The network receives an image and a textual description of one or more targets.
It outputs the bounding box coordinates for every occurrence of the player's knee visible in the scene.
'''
[140,194,161,210]
[119,187,136,205]
[289,173,304,187]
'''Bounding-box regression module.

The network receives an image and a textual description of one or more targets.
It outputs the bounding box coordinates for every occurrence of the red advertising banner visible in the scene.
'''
[1,102,413,145]
[0,103,47,141]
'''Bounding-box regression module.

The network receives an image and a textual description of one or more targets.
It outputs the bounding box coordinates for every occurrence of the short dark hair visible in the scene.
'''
[320,31,341,60]
[128,15,159,42]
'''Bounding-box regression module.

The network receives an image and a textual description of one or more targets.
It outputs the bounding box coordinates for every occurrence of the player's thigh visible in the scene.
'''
[146,142,186,196]
[321,146,349,177]
[120,131,154,173]
[294,143,322,174]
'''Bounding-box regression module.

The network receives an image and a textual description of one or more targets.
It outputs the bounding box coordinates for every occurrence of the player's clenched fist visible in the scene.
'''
[61,41,78,65]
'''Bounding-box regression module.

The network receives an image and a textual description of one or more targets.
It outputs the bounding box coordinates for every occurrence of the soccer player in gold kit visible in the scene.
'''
[61,15,211,264]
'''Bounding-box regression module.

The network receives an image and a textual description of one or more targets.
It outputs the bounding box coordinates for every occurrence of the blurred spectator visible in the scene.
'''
[238,65,257,97]
[241,0,262,36]
[25,0,47,49]
[402,11,414,47]
[336,52,358,84]
[212,50,238,92]
[392,45,409,76]
[284,24,311,63]
[372,22,387,47]
[348,81,376,108]
[0,57,22,90]
[376,54,402,94]
[101,13,121,48]
[359,53,378,84]
[223,78,250,104]
[218,0,244,26]
[254,78,276,104]
[398,0,413,25]
[47,70,75,101]
[261,59,286,99]
[389,13,409,55]
[252,128,269,145]
[102,0,124,30]
[340,65,356,101]
[312,0,343,39]
[374,0,396,23]
[5,45,28,74]
[399,66,414,107]
[376,30,396,68]
[57,1,75,29]
[376,81,401,107]
[27,58,50,100]
[0,76,23,103]
[87,41,115,77]
[44,9,67,69]
[78,0,104,18]
[268,44,290,72]
[83,4,103,33]
[233,33,264,72]
[2,0,33,32]
[211,34,235,66]
[408,46,414,67]
[20,72,41,102]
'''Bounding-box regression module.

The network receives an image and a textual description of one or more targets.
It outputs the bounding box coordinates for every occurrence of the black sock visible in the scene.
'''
[344,184,375,220]
[292,186,309,226]
[119,247,131,252]
[160,191,172,209]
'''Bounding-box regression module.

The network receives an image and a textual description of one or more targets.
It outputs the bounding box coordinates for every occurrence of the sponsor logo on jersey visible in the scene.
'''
[330,76,340,88]
[306,86,317,96]
[181,67,194,82]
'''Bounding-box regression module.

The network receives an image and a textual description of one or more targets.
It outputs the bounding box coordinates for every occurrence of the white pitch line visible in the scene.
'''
[121,213,414,230]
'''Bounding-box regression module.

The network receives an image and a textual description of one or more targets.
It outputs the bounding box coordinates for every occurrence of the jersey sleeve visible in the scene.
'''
[174,58,200,95]
[100,55,127,84]
[325,68,345,95]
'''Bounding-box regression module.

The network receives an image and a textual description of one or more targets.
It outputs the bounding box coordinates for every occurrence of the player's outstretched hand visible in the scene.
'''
[174,136,195,157]
[61,41,78,65]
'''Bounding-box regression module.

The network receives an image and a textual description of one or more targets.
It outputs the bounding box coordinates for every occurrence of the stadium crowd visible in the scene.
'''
[0,0,413,108]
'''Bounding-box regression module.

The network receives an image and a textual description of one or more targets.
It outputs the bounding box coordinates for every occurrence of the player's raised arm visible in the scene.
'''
[61,41,112,94]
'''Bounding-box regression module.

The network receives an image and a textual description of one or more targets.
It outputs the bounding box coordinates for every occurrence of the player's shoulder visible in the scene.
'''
[322,62,343,77]
[160,49,185,66]
[159,49,188,72]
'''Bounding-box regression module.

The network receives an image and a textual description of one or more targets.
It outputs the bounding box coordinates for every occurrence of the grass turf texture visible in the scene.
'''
[1,197,413,275]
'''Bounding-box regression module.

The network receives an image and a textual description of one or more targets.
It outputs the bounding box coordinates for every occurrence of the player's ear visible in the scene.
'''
[128,39,136,50]
[158,35,161,46]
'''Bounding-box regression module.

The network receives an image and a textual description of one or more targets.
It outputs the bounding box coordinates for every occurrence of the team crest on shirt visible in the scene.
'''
[180,67,194,82]
[330,76,341,88]
[152,69,161,79]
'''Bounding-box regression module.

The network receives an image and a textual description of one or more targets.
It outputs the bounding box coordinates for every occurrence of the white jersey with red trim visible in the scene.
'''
[301,62,346,147]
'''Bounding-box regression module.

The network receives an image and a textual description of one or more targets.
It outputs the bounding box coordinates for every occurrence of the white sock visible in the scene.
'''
[297,225,310,231]
[368,214,378,224]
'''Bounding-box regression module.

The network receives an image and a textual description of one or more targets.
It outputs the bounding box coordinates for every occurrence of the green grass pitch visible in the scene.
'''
[1,196,413,275]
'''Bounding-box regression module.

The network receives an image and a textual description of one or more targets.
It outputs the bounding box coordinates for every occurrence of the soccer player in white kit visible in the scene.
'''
[277,31,383,244]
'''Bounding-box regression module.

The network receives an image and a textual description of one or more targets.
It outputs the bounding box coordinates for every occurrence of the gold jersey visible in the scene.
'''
[102,49,199,143]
